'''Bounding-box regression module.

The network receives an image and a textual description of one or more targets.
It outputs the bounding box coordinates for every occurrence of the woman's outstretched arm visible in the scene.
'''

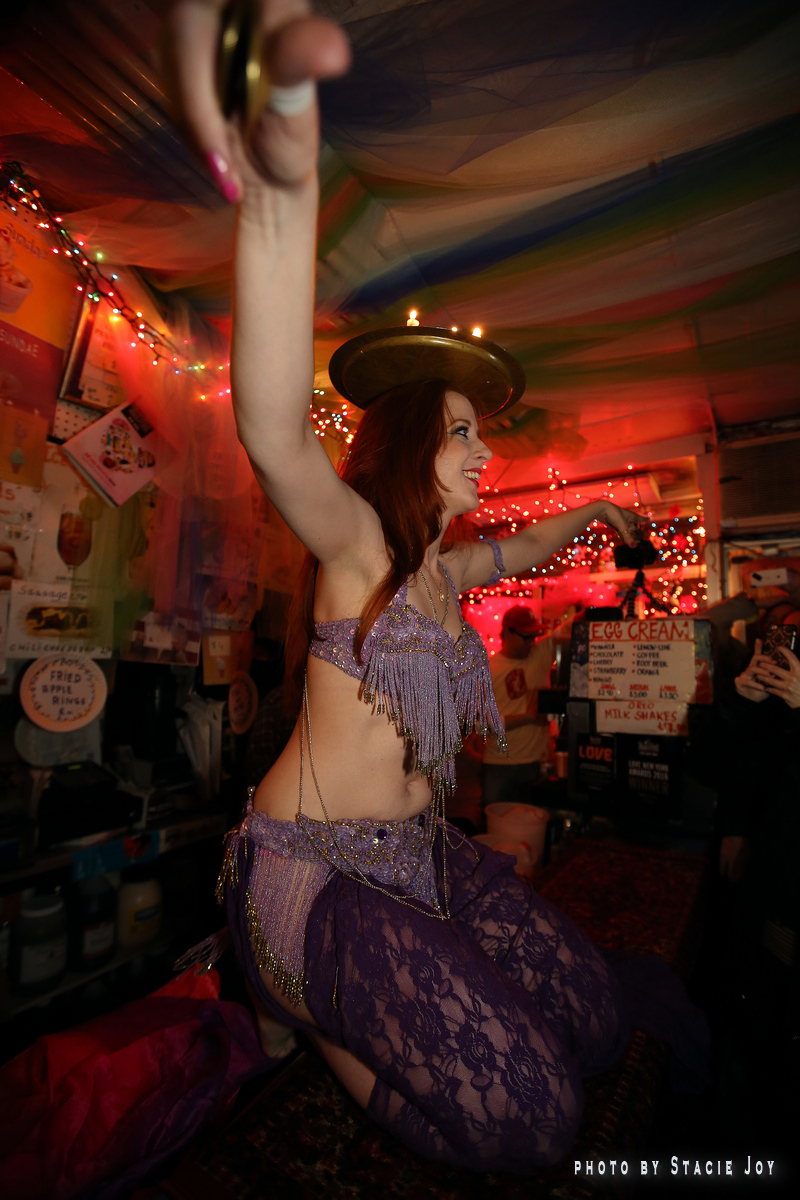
[453,500,643,591]
[165,3,379,566]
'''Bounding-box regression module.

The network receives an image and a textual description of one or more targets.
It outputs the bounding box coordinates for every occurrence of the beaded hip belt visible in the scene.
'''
[217,790,440,1003]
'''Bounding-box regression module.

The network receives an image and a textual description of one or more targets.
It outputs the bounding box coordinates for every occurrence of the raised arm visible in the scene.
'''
[166,2,378,565]
[451,500,642,591]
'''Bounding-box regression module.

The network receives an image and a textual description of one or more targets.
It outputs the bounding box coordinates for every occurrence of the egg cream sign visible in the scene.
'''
[570,619,711,737]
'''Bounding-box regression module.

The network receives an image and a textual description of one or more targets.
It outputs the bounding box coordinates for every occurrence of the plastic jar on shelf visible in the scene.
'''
[117,865,162,951]
[12,893,68,995]
[69,876,117,970]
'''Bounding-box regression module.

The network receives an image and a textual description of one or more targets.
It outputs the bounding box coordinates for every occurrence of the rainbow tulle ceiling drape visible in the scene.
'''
[1,0,798,472]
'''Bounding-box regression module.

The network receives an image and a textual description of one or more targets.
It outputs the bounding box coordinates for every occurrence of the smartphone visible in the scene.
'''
[761,624,798,669]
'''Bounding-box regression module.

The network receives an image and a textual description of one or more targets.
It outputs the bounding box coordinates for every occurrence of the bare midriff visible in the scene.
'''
[253,652,433,824]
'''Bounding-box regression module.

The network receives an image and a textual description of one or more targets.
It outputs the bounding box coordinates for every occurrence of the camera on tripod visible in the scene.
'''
[613,532,659,571]
[612,531,668,617]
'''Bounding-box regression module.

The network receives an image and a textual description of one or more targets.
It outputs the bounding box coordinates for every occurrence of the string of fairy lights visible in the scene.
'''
[311,389,354,444]
[0,193,708,610]
[0,160,343,432]
[470,467,707,617]
[0,159,197,374]
[469,517,706,617]
[467,516,706,617]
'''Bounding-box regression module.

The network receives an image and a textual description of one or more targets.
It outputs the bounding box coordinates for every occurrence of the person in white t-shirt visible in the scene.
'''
[482,605,555,809]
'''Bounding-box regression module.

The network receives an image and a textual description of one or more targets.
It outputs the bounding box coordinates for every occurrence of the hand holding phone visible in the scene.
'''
[735,639,770,703]
[750,630,800,710]
[761,624,798,670]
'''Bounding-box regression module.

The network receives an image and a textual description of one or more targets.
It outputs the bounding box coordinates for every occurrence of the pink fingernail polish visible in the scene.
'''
[207,152,240,203]
[207,150,229,179]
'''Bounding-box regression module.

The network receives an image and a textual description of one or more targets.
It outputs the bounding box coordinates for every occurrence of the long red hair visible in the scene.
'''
[285,378,476,707]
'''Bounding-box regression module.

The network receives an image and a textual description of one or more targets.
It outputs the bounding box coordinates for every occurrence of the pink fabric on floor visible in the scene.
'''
[0,968,272,1200]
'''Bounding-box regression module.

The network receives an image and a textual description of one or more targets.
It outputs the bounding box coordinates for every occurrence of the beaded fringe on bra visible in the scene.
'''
[357,608,502,797]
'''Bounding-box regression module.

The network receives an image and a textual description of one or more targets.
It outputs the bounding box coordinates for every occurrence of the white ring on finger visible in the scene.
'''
[268,80,316,116]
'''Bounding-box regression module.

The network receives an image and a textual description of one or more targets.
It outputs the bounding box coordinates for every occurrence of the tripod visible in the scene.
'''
[622,567,671,619]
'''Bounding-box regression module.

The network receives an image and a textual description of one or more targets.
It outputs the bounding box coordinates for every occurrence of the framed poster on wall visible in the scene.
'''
[59,296,125,412]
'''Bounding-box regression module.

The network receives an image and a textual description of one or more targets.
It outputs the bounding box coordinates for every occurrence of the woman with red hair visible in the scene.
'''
[166,1,702,1172]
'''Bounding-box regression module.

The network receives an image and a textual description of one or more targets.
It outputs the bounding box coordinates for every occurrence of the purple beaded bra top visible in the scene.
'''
[308,539,507,798]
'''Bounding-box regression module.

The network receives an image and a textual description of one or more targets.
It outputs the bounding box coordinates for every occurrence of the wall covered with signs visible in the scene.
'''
[0,199,303,680]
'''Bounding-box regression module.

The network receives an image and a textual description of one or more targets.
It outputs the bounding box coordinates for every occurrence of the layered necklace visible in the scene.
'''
[419,566,449,627]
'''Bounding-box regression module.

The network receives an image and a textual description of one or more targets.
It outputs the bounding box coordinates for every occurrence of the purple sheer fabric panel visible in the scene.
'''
[224,811,708,1173]
[224,810,627,1172]
[303,836,627,1172]
[319,0,764,171]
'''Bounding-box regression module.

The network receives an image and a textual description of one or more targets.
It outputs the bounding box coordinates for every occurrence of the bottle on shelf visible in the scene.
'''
[117,865,162,951]
[11,893,68,995]
[69,876,117,970]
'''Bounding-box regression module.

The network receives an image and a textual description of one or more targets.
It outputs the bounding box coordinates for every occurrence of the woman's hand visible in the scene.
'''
[597,502,643,549]
[752,645,800,709]
[734,639,771,703]
[164,1,350,200]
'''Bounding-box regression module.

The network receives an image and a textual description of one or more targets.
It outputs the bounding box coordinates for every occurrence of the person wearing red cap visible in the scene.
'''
[482,604,555,810]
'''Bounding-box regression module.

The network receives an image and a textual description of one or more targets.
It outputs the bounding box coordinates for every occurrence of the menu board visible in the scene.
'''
[570,618,711,737]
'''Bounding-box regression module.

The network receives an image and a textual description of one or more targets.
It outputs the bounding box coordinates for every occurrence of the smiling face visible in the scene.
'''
[434,391,492,519]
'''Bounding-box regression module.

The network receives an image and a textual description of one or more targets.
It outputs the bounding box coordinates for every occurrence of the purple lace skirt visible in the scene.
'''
[220,794,637,1172]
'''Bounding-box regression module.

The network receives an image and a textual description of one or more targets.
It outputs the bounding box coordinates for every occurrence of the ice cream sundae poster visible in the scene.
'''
[0,212,76,427]
[0,321,65,429]
[62,402,177,507]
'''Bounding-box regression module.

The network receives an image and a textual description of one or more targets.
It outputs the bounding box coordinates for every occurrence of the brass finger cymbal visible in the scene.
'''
[217,0,271,136]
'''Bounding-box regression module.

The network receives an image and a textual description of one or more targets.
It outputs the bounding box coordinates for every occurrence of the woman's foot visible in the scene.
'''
[255,1008,297,1060]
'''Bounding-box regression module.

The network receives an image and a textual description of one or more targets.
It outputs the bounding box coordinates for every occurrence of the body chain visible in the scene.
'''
[297,673,450,920]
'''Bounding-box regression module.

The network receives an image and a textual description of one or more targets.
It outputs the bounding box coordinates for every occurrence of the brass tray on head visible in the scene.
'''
[328,327,527,418]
